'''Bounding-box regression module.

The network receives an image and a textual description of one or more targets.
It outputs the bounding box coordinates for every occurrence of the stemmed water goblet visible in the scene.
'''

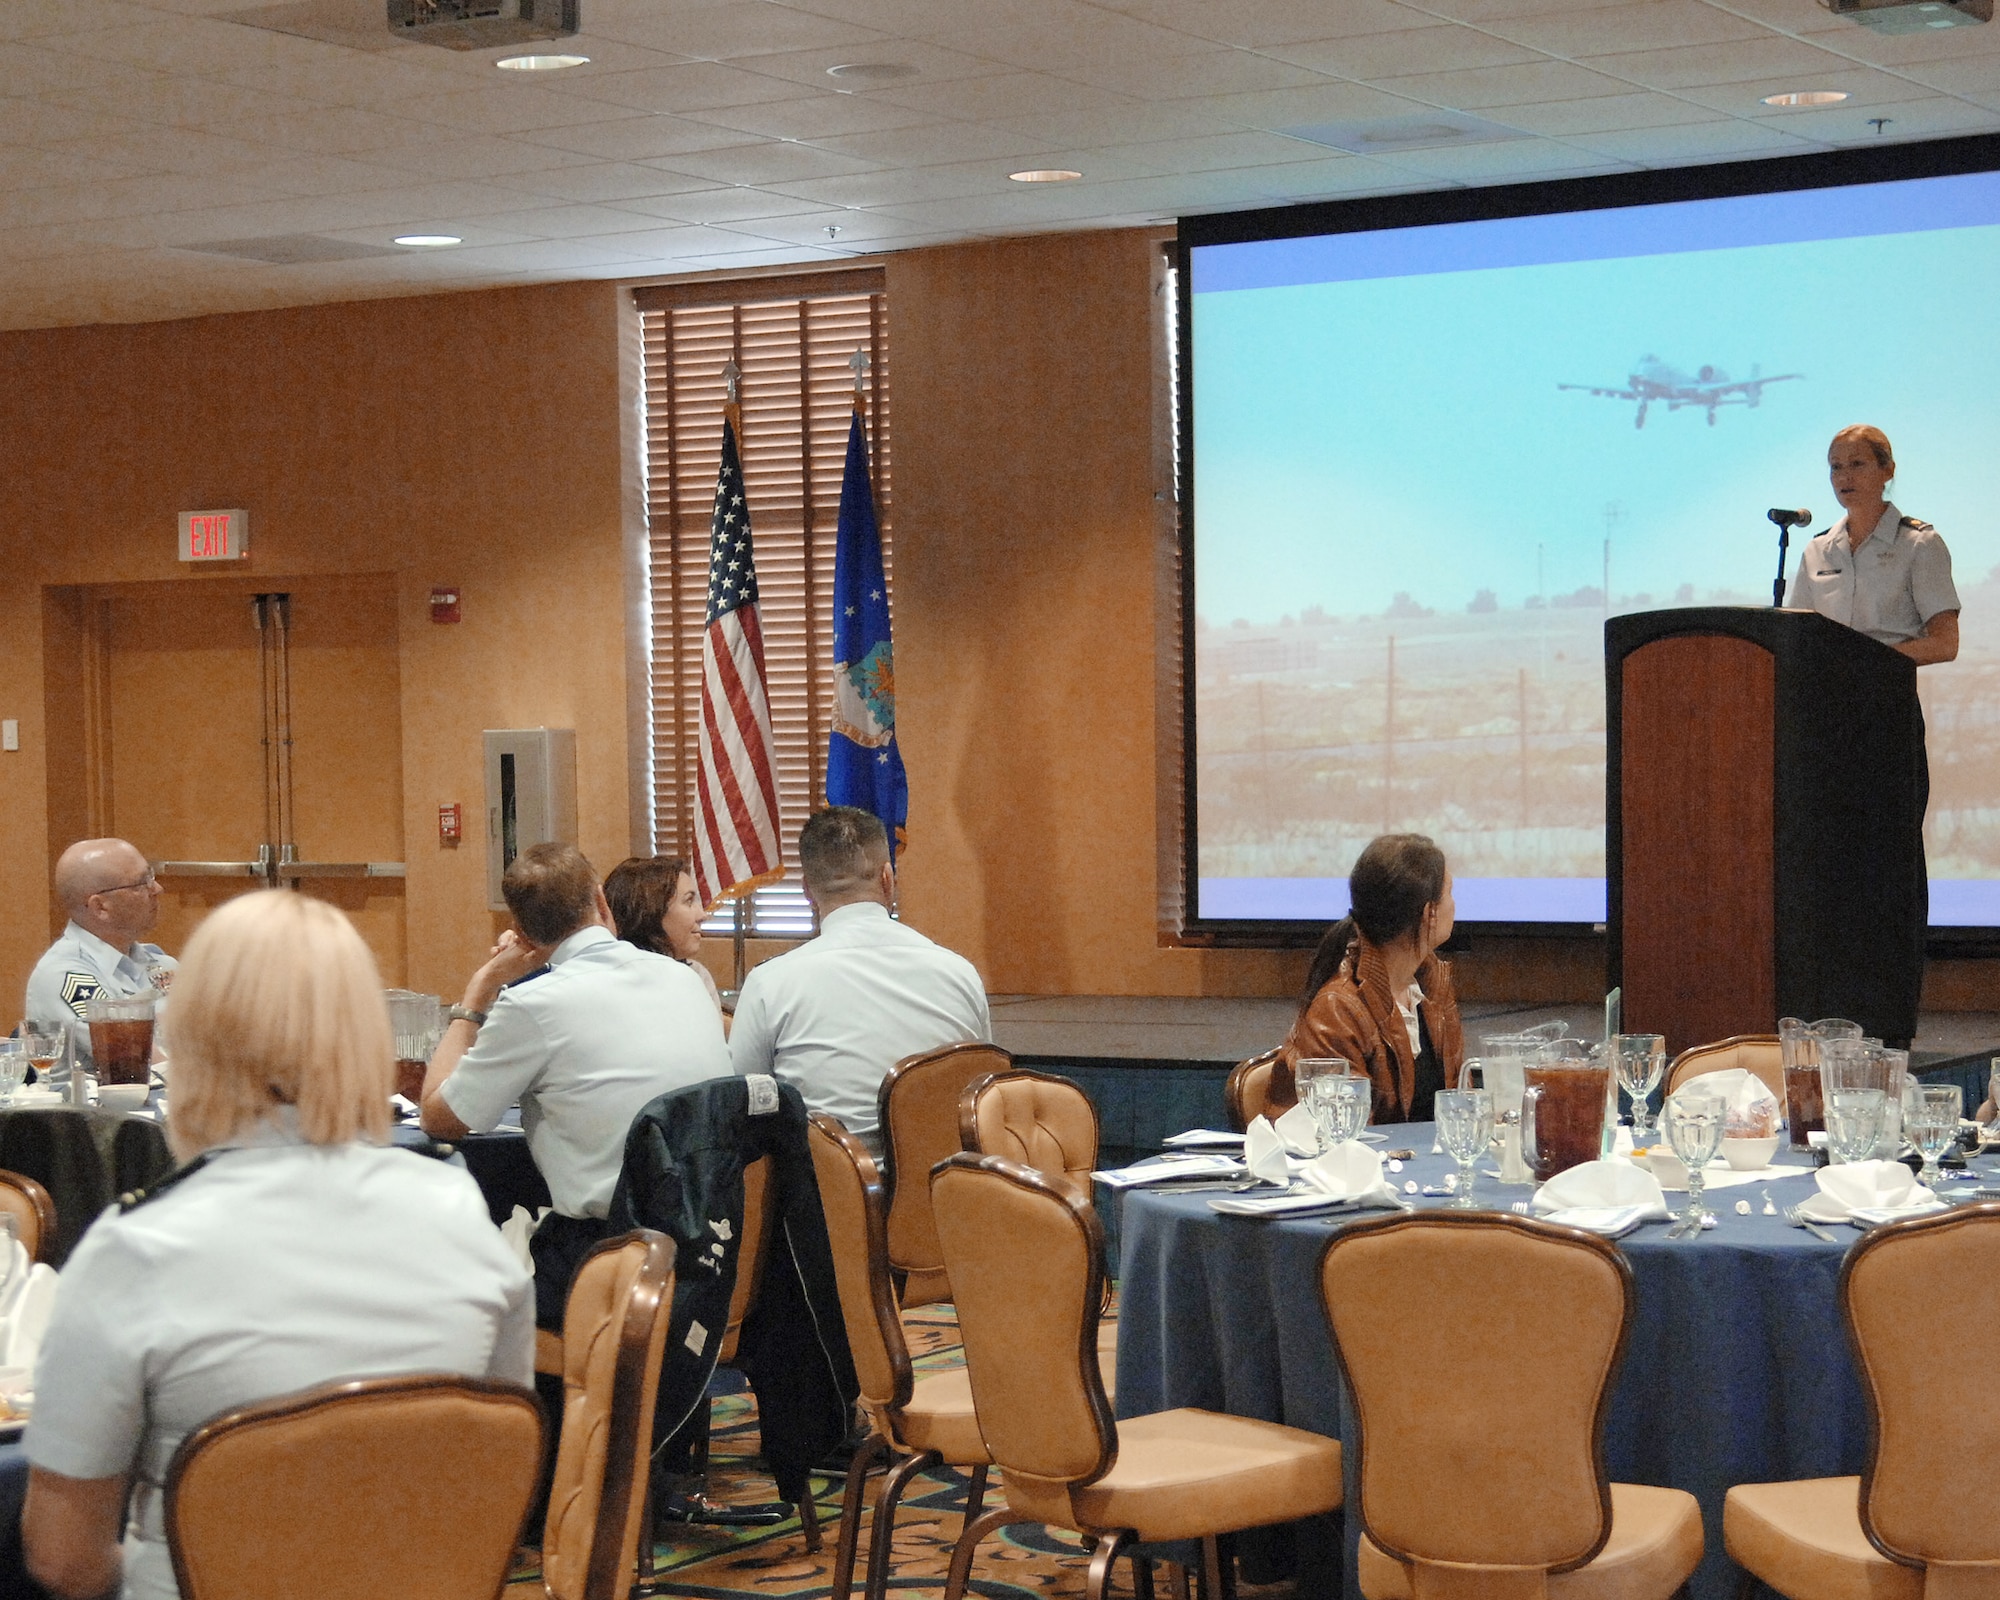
[1436,1089,1494,1209]
[1293,1057,1349,1154]
[1825,1087,1886,1167]
[0,1041,26,1108]
[1612,1034,1665,1142]
[1663,1089,1726,1237]
[1907,1084,1961,1192]
[1321,1075,1371,1151]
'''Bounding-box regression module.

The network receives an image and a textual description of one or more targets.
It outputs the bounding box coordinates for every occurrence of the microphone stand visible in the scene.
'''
[1772,521,1790,609]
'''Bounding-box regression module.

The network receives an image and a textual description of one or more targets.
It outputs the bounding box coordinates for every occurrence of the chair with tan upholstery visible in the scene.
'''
[1224,1047,1285,1132]
[1665,1034,1781,1096]
[809,1113,991,1600]
[0,1169,55,1263]
[932,1151,1343,1600]
[957,1069,1099,1200]
[533,1229,678,1600]
[165,1373,542,1600]
[1724,1202,2000,1600]
[1323,1211,1703,1600]
[879,1041,1013,1305]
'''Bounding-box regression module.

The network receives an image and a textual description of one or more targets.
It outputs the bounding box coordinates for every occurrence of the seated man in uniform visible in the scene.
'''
[730,807,991,1158]
[25,838,176,1070]
[422,841,731,1329]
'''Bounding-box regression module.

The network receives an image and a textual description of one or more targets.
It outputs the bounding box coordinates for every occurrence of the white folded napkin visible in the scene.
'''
[1296,1143,1404,1210]
[1531,1159,1671,1221]
[1795,1159,1942,1223]
[1242,1117,1295,1185]
[499,1205,550,1272]
[1274,1102,1320,1155]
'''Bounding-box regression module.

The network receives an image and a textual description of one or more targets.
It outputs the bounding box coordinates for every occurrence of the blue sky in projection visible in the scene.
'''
[1193,207,2000,624]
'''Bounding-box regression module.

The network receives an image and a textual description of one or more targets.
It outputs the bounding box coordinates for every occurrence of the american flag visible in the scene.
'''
[691,408,783,907]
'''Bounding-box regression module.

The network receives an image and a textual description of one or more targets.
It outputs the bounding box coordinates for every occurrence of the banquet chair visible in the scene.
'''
[165,1373,542,1600]
[529,1229,677,1600]
[0,1169,54,1263]
[879,1042,1013,1306]
[1224,1047,1285,1131]
[1665,1035,1781,1096]
[809,1112,992,1600]
[1723,1202,2000,1600]
[932,1152,1343,1600]
[1322,1211,1703,1600]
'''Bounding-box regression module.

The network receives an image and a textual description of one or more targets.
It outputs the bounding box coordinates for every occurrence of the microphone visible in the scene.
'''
[1766,507,1813,529]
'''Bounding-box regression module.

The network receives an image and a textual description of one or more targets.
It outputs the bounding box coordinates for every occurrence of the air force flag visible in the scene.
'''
[826,405,907,857]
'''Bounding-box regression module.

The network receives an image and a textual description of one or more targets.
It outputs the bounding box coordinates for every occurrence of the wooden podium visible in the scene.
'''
[1606,607,1924,1054]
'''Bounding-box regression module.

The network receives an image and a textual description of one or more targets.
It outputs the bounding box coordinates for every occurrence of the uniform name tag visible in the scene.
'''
[746,1074,780,1116]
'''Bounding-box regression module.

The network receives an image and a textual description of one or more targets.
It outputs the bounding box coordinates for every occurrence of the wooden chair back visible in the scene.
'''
[958,1070,1098,1201]
[0,1169,54,1263]
[1224,1047,1284,1131]
[879,1042,1013,1304]
[1665,1034,1781,1095]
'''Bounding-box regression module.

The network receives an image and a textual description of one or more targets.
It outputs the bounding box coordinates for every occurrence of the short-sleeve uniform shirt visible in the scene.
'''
[438,924,732,1217]
[729,902,991,1157]
[1786,502,1960,646]
[24,922,176,1067]
[24,1119,533,1600]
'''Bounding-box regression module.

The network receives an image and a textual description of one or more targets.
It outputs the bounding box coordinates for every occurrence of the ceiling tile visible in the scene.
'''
[512,115,754,161]
[1058,48,1336,100]
[482,158,718,201]
[1561,115,1826,162]
[1758,95,2000,138]
[0,2,166,41]
[1894,52,2000,95]
[984,101,1242,145]
[1191,78,1440,129]
[747,0,948,35]
[0,40,165,96]
[399,237,660,272]
[767,162,1016,207]
[717,39,1007,90]
[45,74,308,129]
[388,85,658,134]
[1095,0,1449,50]
[1481,2,1772,59]
[359,138,598,183]
[440,202,688,239]
[1266,27,1546,79]
[1492,89,1723,133]
[1674,65,1950,114]
[556,60,819,112]
[646,138,882,184]
[1374,58,1640,106]
[719,205,940,244]
[167,104,438,155]
[604,4,884,59]
[0,97,150,146]
[679,89,933,139]
[606,184,829,223]
[1234,151,1459,200]
[1408,0,1652,20]
[810,120,1058,164]
[872,70,1138,121]
[1591,35,1858,90]
[1782,18,2000,67]
[1095,129,1337,174]
[658,242,850,269]
[1368,135,1622,180]
[47,125,288,178]
[238,153,428,197]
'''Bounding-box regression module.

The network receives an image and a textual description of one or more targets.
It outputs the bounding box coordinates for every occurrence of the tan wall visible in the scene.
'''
[0,281,643,1010]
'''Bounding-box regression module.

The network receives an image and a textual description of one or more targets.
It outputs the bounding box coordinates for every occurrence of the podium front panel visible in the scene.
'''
[1619,634,1775,1054]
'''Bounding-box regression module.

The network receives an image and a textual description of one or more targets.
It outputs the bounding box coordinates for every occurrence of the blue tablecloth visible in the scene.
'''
[1114,1129,2000,1600]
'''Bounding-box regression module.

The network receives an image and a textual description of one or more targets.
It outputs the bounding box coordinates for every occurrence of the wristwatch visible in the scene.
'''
[447,1005,487,1028]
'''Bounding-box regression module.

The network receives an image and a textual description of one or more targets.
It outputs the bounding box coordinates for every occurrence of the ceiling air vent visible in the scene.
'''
[386,0,580,49]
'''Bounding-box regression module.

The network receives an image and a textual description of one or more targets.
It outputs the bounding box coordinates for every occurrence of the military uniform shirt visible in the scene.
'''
[729,902,992,1159]
[24,921,176,1066]
[24,1115,533,1600]
[1786,501,1960,646]
[438,923,733,1218]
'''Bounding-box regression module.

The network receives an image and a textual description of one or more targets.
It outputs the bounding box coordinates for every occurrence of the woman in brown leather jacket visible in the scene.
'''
[1273,834,1464,1125]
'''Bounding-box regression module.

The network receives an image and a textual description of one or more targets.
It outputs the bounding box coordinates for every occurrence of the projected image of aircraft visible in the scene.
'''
[1558,356,1802,428]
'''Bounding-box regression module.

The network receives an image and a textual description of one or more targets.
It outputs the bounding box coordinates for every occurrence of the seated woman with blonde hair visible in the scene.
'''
[22,891,533,1600]
[1274,833,1465,1126]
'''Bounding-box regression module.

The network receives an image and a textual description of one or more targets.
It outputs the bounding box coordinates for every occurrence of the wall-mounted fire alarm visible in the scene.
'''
[430,586,461,624]
[438,802,462,846]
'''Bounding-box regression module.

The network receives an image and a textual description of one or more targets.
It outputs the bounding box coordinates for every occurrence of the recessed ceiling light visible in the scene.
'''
[826,62,917,82]
[394,234,461,247]
[497,54,589,70]
[1009,168,1083,183]
[1762,90,1849,107]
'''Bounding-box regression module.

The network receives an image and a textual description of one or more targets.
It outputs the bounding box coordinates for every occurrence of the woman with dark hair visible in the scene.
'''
[1274,833,1464,1125]
[604,855,724,1016]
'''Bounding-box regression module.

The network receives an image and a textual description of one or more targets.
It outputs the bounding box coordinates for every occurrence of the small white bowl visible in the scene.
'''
[1646,1147,1690,1191]
[1722,1134,1781,1171]
[95,1082,151,1113]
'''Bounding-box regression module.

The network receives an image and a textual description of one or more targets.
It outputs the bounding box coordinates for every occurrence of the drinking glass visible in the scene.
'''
[1322,1076,1372,1149]
[1907,1084,1961,1191]
[1436,1089,1494,1209]
[0,1042,24,1107]
[1612,1033,1666,1141]
[87,992,155,1087]
[1826,1088,1886,1167]
[1779,1018,1822,1151]
[1663,1089,1726,1235]
[1293,1058,1350,1153]
[17,1028,61,1092]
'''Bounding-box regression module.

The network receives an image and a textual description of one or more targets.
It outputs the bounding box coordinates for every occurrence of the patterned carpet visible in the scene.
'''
[506,1304,1151,1600]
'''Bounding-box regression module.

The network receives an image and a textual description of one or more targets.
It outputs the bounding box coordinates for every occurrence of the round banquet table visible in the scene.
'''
[1112,1126,1997,1600]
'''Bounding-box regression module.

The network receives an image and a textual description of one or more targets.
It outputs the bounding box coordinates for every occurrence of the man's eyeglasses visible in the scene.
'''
[94,871,158,896]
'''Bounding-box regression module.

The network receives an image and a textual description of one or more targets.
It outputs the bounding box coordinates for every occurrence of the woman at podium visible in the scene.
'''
[1787,425,1959,664]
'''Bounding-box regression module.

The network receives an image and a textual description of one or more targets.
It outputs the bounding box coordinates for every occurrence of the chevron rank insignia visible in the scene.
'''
[59,972,101,1019]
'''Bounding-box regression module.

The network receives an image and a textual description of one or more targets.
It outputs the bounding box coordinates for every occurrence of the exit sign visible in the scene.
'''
[179,509,248,562]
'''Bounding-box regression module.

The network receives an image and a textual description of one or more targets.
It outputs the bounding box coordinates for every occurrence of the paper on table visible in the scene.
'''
[1795,1159,1944,1224]
[1093,1154,1246,1190]
[1209,1189,1358,1217]
[1539,1205,1653,1238]
[1531,1159,1670,1221]
[1162,1129,1246,1149]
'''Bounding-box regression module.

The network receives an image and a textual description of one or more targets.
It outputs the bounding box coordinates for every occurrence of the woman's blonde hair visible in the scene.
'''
[163,891,392,1161]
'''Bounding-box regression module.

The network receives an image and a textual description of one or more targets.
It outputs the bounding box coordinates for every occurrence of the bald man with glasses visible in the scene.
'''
[25,839,176,1070]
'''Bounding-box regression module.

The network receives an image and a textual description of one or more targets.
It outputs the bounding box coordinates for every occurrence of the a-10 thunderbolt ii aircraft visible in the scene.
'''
[1558,355,1802,427]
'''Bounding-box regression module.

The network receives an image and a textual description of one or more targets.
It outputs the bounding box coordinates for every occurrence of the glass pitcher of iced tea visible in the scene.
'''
[1521,1045,1611,1183]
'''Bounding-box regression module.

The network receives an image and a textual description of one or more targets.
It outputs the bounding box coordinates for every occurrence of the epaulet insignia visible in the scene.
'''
[1900,517,1933,532]
[120,1154,210,1212]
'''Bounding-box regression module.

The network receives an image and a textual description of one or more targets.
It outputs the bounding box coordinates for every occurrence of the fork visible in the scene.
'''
[1782,1202,1840,1244]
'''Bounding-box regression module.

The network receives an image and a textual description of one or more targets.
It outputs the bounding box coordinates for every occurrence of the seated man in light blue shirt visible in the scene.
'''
[25,838,177,1072]
[423,841,730,1329]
